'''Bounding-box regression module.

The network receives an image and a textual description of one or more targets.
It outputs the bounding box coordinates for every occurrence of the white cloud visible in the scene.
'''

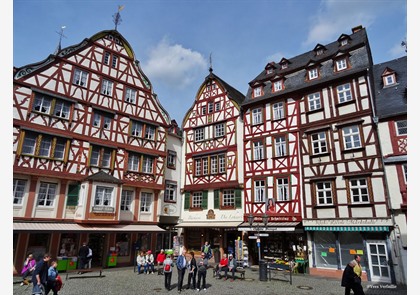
[143,37,207,89]
[304,0,376,47]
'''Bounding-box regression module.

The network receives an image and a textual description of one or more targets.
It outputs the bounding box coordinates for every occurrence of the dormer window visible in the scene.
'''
[273,80,283,92]
[308,68,319,80]
[336,58,348,71]
[266,68,273,75]
[316,49,324,56]
[384,74,396,86]
[253,87,262,98]
[340,39,348,46]
[281,63,288,69]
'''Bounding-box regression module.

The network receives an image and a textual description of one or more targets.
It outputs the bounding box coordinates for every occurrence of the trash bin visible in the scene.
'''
[259,259,268,281]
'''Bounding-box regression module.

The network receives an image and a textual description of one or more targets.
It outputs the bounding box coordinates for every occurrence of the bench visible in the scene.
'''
[213,267,246,280]
[267,263,292,285]
[65,267,104,280]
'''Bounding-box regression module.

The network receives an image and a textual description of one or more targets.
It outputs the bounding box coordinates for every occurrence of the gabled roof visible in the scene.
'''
[84,171,124,184]
[373,56,407,120]
[205,71,245,105]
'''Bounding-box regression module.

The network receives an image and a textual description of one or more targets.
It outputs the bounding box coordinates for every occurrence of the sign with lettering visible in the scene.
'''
[303,218,393,227]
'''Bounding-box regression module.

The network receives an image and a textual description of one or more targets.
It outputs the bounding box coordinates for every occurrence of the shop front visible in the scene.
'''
[305,223,394,283]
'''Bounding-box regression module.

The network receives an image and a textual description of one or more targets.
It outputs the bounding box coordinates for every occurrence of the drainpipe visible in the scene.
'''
[366,68,405,285]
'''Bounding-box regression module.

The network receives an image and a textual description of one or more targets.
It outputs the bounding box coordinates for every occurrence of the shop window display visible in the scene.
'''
[314,231,337,268]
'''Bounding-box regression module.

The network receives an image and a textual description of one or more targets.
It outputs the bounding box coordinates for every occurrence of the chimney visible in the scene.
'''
[352,25,363,33]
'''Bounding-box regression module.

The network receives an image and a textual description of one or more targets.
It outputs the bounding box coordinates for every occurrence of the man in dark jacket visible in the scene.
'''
[32,253,51,294]
[78,242,89,273]
[341,259,358,295]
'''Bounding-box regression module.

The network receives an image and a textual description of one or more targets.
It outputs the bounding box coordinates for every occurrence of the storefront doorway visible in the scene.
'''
[88,233,106,267]
[366,241,392,283]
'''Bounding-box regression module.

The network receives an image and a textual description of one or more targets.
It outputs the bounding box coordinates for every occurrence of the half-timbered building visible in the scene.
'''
[13,30,176,271]
[372,56,407,285]
[178,69,245,256]
[298,26,394,283]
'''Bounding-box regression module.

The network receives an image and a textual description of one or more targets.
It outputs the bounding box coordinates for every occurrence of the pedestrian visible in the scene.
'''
[136,251,146,274]
[341,259,358,295]
[145,250,155,274]
[20,253,36,286]
[176,248,187,293]
[77,242,89,273]
[186,251,197,290]
[87,246,93,269]
[215,253,228,279]
[353,255,365,295]
[156,249,166,275]
[226,253,237,281]
[32,253,51,295]
[201,241,213,261]
[46,259,59,295]
[196,252,207,291]
[163,254,174,291]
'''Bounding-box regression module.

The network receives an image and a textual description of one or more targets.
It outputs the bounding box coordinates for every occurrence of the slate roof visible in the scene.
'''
[372,56,407,120]
[84,170,124,184]
[242,27,372,106]
[206,70,245,105]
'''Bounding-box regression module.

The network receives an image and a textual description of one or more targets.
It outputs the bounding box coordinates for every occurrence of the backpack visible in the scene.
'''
[164,264,171,272]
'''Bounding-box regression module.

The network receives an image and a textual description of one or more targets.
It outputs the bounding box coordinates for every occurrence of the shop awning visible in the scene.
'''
[304,226,389,232]
[13,222,166,232]
[174,221,242,228]
[237,221,300,232]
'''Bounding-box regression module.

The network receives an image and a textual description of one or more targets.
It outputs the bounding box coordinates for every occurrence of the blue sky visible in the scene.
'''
[12,0,408,126]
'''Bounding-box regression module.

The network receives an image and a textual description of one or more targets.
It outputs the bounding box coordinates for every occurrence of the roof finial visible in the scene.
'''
[54,26,66,55]
[113,5,125,30]
[209,52,213,73]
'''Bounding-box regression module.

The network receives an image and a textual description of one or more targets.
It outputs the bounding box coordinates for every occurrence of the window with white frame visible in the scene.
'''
[13,179,27,205]
[253,140,264,160]
[144,125,156,140]
[342,125,361,150]
[315,181,333,205]
[33,94,51,114]
[101,79,113,96]
[53,100,71,119]
[214,123,225,137]
[274,136,287,157]
[384,74,396,86]
[215,102,221,111]
[201,105,207,115]
[222,189,235,207]
[266,68,273,75]
[191,192,203,208]
[272,102,285,120]
[273,80,283,92]
[195,128,205,141]
[337,83,352,103]
[281,62,288,69]
[125,87,136,104]
[203,158,208,175]
[142,156,153,174]
[311,131,328,155]
[104,52,110,65]
[210,156,218,174]
[340,39,348,46]
[349,178,369,203]
[252,108,263,125]
[120,190,133,211]
[277,177,289,201]
[112,55,118,68]
[253,87,262,97]
[140,192,152,212]
[130,121,143,137]
[164,181,177,202]
[308,92,321,111]
[195,159,202,176]
[308,68,318,80]
[21,132,67,160]
[37,182,57,207]
[254,180,266,203]
[396,120,407,135]
[73,69,88,87]
[167,150,176,169]
[336,58,348,71]
[219,154,226,173]
[208,102,214,113]
[128,153,140,172]
[195,154,225,175]
[90,145,113,168]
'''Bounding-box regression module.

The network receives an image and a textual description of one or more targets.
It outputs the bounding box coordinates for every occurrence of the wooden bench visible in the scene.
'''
[213,267,246,280]
[65,267,104,280]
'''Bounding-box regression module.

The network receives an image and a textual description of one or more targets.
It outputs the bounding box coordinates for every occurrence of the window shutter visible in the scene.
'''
[16,130,26,157]
[214,189,220,209]
[202,190,208,209]
[184,192,190,210]
[235,189,242,208]
[67,184,80,206]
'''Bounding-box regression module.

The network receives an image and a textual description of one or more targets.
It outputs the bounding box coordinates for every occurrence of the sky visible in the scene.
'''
[11,0,408,127]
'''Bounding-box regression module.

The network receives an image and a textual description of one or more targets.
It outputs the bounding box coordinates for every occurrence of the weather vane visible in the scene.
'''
[209,52,213,73]
[113,5,125,30]
[55,26,67,54]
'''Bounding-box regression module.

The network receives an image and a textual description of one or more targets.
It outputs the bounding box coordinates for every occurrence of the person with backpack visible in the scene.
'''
[163,254,174,291]
[201,241,212,261]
